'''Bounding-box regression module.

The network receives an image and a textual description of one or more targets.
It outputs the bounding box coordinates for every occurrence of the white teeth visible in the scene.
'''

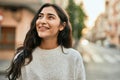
[38,26,49,29]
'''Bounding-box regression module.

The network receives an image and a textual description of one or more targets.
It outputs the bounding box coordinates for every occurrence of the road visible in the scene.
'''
[78,42,120,80]
[0,60,10,80]
[0,74,7,80]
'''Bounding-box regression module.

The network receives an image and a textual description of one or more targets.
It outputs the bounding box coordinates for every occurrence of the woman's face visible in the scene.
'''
[36,6,64,40]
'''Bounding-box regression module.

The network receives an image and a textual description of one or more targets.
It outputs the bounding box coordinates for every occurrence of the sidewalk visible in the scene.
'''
[0,50,14,74]
[0,60,10,74]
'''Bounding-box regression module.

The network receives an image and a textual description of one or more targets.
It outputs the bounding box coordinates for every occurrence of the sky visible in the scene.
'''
[82,0,106,28]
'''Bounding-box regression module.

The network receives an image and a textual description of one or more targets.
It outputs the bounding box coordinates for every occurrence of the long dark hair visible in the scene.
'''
[7,3,72,80]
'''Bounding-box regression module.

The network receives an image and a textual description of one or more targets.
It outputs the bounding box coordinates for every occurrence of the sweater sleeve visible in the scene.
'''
[75,52,86,80]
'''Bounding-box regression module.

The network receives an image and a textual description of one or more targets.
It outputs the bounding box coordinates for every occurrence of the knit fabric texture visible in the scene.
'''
[17,46,86,80]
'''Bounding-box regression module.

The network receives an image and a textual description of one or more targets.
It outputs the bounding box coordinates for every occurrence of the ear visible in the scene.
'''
[59,22,66,31]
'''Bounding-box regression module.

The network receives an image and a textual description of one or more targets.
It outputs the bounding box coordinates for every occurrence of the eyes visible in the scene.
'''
[38,13,56,20]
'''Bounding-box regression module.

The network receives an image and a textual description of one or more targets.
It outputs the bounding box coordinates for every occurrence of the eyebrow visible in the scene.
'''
[39,13,56,17]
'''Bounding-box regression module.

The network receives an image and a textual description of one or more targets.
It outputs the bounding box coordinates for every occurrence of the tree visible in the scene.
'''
[66,0,86,48]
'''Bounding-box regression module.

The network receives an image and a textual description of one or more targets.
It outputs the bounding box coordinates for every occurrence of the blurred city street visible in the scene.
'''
[0,51,13,80]
[78,40,120,80]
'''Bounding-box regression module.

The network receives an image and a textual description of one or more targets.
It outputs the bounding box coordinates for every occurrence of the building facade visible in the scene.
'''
[88,0,120,48]
[0,2,35,50]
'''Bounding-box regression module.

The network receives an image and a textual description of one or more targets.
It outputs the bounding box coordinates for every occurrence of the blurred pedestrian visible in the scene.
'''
[6,3,86,80]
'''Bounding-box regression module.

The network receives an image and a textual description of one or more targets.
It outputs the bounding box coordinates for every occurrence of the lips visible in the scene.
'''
[37,26,50,31]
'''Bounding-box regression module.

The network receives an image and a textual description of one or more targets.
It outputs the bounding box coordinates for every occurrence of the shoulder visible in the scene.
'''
[65,48,79,54]
[63,47,82,60]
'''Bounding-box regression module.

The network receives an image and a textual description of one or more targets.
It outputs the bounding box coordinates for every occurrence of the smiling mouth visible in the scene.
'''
[38,26,50,31]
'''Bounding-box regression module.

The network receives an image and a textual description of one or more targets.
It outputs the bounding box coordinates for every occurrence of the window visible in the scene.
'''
[0,27,15,50]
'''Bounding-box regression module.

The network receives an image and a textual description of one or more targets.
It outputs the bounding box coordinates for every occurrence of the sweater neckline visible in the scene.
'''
[36,45,62,53]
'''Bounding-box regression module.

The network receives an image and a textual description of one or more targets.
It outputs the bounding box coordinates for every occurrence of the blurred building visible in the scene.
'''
[0,0,41,50]
[105,0,120,48]
[0,0,68,51]
[85,0,120,48]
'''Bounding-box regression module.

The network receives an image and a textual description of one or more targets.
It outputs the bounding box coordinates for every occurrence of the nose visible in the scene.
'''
[39,16,47,24]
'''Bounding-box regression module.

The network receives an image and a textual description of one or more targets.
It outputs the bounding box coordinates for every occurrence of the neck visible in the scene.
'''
[40,38,58,49]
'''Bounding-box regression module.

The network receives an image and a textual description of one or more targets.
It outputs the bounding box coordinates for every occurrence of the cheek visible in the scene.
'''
[36,19,39,26]
[49,20,60,28]
[50,27,60,35]
[49,23,60,34]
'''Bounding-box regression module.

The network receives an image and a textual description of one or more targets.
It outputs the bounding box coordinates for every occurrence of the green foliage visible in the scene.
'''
[66,0,86,39]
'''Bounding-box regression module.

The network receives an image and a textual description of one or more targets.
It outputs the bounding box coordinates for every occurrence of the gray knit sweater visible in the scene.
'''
[17,46,86,80]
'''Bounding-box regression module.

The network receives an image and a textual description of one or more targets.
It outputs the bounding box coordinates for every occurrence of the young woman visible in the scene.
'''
[7,3,86,80]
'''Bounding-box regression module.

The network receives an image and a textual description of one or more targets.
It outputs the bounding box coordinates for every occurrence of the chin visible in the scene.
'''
[38,34,49,39]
